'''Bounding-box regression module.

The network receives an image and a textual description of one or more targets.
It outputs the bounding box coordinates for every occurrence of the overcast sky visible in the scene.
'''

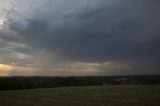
[0,0,160,76]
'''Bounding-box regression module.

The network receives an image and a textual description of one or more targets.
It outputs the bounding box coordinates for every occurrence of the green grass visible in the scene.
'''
[0,85,160,106]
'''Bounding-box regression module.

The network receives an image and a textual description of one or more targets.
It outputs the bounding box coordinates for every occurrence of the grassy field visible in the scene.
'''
[0,85,160,106]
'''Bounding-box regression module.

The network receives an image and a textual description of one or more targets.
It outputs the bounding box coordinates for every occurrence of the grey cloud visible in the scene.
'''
[2,0,160,75]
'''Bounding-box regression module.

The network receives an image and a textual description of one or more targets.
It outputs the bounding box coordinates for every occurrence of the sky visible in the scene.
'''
[0,0,160,76]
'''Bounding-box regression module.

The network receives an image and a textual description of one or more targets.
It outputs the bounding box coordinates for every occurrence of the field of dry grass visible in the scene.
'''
[0,85,160,106]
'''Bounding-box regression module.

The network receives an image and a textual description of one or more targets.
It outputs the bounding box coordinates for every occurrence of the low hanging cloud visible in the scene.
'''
[0,64,41,76]
[0,0,160,76]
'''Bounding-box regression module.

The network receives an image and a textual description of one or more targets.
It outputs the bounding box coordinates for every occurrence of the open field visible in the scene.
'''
[0,85,160,106]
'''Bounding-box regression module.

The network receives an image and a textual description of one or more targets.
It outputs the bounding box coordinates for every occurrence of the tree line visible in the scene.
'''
[0,75,160,91]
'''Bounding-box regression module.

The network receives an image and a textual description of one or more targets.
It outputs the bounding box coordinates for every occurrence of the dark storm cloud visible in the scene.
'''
[8,0,160,74]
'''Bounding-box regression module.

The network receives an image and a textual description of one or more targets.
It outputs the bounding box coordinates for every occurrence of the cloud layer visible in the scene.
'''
[0,0,160,76]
